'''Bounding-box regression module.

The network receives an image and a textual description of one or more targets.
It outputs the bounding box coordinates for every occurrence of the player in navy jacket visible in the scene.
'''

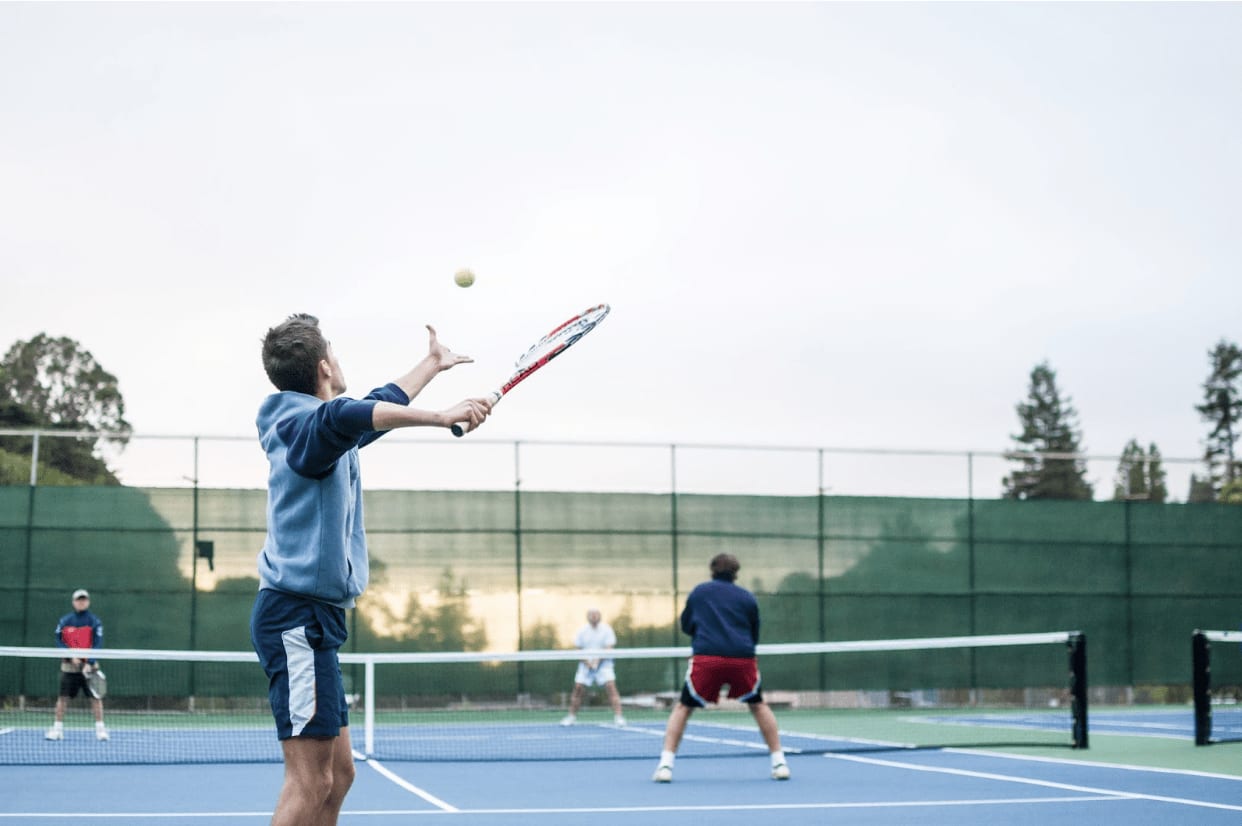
[45,588,107,741]
[653,554,789,783]
[250,313,491,826]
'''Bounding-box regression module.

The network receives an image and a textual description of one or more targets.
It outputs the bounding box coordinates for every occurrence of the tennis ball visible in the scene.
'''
[454,268,475,288]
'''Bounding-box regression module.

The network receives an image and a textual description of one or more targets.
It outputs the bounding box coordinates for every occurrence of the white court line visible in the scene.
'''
[607,721,772,752]
[829,752,1242,813]
[0,814,272,820]
[354,750,459,813]
[689,719,914,751]
[949,747,1242,783]
[0,797,1127,818]
[622,719,912,753]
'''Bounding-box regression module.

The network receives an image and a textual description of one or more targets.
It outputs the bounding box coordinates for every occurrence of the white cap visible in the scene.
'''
[72,589,90,600]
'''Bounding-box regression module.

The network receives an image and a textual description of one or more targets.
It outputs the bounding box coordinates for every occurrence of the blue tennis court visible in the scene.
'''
[4,720,1242,825]
[920,707,1242,742]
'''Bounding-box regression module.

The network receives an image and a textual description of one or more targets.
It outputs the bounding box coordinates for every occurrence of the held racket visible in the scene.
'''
[85,668,107,700]
[451,303,611,437]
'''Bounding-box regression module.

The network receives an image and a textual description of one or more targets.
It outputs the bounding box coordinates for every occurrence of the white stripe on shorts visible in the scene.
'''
[281,626,316,736]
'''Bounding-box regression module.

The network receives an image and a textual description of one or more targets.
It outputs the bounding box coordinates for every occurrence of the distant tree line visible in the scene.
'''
[1002,339,1242,502]
[2,331,1241,502]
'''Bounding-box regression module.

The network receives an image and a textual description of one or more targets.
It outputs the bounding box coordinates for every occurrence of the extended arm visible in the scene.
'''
[371,325,492,433]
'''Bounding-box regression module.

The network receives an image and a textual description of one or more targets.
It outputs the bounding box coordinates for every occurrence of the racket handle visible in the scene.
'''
[451,392,502,437]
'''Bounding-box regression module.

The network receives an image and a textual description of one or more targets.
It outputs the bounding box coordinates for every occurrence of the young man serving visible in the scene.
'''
[250,314,491,826]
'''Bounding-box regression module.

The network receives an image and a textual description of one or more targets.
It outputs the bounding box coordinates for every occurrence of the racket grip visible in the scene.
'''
[451,391,502,437]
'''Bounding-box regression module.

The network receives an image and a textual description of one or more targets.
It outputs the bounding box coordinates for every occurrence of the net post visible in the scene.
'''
[1192,630,1211,746]
[1068,632,1088,749]
[364,657,376,758]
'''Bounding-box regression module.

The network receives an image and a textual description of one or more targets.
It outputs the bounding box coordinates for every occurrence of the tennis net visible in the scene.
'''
[0,631,1086,765]
[1192,629,1242,746]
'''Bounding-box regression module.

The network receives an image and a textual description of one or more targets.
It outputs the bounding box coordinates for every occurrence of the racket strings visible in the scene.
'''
[514,307,608,370]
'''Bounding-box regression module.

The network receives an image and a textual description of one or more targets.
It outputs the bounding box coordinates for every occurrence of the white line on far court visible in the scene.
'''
[355,750,459,813]
[0,797,1132,818]
[828,752,1242,813]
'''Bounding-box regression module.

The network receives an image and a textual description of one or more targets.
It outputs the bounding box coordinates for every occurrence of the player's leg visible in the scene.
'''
[46,673,75,739]
[91,696,108,740]
[320,727,356,824]
[562,663,589,724]
[568,683,586,714]
[653,702,694,782]
[727,657,788,780]
[654,655,720,781]
[269,653,353,823]
[309,619,356,825]
[660,702,693,753]
[605,680,625,724]
[252,590,353,822]
[749,700,781,751]
[273,736,338,826]
[748,701,789,780]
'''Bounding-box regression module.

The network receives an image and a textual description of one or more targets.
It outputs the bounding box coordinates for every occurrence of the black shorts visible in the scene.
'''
[58,671,88,699]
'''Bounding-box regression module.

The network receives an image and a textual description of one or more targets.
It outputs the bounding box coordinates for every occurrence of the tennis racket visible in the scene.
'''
[451,303,611,437]
[85,668,107,700]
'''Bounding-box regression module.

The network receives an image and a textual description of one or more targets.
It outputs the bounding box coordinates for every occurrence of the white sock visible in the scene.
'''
[95,721,105,729]
[770,750,786,766]
[52,721,63,730]
[659,750,676,768]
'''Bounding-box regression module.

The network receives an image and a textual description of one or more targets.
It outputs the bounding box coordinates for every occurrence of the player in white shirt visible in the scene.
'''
[560,608,626,726]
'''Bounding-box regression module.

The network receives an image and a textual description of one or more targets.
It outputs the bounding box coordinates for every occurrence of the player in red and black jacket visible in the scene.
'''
[45,589,108,741]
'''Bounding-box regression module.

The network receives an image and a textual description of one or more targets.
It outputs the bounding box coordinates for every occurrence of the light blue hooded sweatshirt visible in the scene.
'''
[255,383,409,608]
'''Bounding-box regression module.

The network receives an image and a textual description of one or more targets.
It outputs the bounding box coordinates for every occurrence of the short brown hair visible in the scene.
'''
[262,314,327,394]
[709,553,740,582]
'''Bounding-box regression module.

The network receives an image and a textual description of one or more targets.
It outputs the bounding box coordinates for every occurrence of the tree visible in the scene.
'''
[1195,339,1242,497]
[1186,474,1215,503]
[1111,439,1168,502]
[1003,361,1093,500]
[0,334,130,484]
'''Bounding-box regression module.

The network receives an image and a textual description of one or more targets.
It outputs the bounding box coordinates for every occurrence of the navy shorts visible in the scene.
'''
[250,589,349,740]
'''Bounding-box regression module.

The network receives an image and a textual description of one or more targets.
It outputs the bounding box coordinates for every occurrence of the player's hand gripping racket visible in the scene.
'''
[451,303,611,437]
[85,667,107,699]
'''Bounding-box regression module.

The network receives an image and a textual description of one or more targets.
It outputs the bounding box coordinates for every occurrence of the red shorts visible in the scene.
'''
[682,655,763,707]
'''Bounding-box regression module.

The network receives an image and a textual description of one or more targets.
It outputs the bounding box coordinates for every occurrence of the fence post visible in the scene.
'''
[817,449,826,690]
[513,441,524,693]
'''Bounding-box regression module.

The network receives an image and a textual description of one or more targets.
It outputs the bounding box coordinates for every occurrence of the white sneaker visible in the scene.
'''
[45,728,63,741]
[771,762,790,780]
[559,714,576,727]
[652,765,672,783]
[613,715,627,726]
[96,728,110,742]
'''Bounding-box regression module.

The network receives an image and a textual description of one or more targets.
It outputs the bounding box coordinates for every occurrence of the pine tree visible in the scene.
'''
[1187,473,1216,503]
[1112,439,1168,502]
[1195,339,1242,497]
[1003,361,1093,500]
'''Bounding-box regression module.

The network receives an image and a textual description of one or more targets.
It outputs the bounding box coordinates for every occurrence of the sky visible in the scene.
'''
[2,2,1240,499]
